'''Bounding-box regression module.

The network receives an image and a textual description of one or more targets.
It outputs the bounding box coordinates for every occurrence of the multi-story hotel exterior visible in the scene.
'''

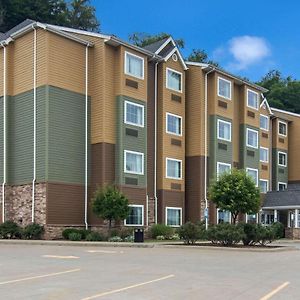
[0,20,299,238]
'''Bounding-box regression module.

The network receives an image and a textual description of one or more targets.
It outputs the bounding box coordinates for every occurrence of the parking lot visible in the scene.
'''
[0,242,300,299]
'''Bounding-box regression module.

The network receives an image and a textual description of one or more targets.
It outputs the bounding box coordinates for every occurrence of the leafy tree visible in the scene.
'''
[0,0,99,33]
[187,49,220,67]
[209,169,260,224]
[92,185,130,229]
[129,32,185,49]
[257,70,300,113]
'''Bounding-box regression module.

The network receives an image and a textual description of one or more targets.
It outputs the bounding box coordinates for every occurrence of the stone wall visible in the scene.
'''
[285,228,300,239]
[4,183,46,226]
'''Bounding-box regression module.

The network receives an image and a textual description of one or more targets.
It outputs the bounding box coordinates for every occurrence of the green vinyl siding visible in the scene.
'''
[116,95,147,187]
[272,148,288,190]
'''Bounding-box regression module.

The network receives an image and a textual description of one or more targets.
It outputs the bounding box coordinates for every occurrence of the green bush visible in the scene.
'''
[238,223,258,246]
[22,223,44,240]
[108,236,123,242]
[77,229,91,239]
[68,232,82,241]
[177,222,206,244]
[62,228,90,240]
[85,231,105,241]
[0,221,22,239]
[123,235,134,242]
[207,223,245,246]
[150,224,174,239]
[271,222,285,239]
[256,224,276,246]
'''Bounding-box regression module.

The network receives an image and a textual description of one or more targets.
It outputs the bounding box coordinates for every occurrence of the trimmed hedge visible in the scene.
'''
[0,221,22,239]
[177,222,206,244]
[150,224,174,239]
[22,223,44,240]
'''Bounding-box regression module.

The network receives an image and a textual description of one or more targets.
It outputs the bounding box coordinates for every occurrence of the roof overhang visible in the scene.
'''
[164,47,188,70]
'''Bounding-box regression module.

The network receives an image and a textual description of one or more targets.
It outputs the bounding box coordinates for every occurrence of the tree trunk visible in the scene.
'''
[232,214,238,224]
[109,219,112,229]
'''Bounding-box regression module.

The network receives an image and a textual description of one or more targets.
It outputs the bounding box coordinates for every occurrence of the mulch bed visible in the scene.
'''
[167,242,282,249]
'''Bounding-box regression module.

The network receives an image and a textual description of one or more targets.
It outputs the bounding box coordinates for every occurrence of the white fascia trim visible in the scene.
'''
[259,179,269,193]
[185,61,209,68]
[166,157,182,180]
[260,97,273,115]
[165,206,182,227]
[260,147,269,163]
[217,119,232,142]
[247,88,259,110]
[124,150,144,175]
[166,67,183,93]
[262,205,300,210]
[278,151,287,167]
[278,182,287,191]
[246,128,258,149]
[124,51,145,80]
[124,100,145,127]
[164,48,188,70]
[155,36,174,54]
[124,204,144,226]
[271,107,300,118]
[246,167,259,186]
[278,120,288,137]
[166,112,182,136]
[260,114,269,131]
[217,76,232,100]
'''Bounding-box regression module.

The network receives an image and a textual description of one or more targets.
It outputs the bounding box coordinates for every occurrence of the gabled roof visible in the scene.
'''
[260,97,273,115]
[143,37,170,53]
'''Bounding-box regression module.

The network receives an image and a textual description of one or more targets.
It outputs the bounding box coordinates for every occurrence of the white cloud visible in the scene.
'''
[228,36,271,70]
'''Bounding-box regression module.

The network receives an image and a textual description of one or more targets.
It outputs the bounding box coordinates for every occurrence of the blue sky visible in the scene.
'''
[92,0,300,81]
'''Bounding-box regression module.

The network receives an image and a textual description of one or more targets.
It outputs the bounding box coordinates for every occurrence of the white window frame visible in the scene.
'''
[259,179,269,194]
[166,112,182,136]
[124,204,144,226]
[166,157,182,180]
[246,213,258,224]
[278,151,287,167]
[217,76,232,100]
[278,182,287,191]
[247,89,259,110]
[217,119,232,142]
[124,150,144,175]
[246,128,258,149]
[124,100,144,128]
[124,51,144,80]
[217,162,231,179]
[260,147,269,163]
[165,206,182,227]
[166,67,183,93]
[278,121,287,137]
[217,209,231,224]
[246,167,259,187]
[260,114,269,131]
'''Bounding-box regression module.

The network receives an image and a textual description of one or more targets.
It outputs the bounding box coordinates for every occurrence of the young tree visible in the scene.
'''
[92,185,130,229]
[209,169,260,224]
[187,49,220,67]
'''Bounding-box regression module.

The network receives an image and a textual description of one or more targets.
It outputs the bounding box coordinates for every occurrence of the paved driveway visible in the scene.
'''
[0,243,299,299]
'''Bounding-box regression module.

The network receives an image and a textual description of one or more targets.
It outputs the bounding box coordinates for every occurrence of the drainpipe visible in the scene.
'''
[31,26,37,223]
[154,62,158,224]
[1,43,6,222]
[84,45,89,230]
[204,67,215,230]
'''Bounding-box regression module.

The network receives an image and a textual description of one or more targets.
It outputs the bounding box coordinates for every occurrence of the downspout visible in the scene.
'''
[32,26,37,223]
[154,62,158,224]
[84,45,89,230]
[204,68,215,230]
[1,43,6,222]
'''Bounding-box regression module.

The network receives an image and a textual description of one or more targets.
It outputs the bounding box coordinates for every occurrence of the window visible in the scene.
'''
[278,182,287,191]
[278,121,287,136]
[247,89,258,109]
[278,151,287,167]
[246,214,257,224]
[218,77,231,100]
[217,209,231,224]
[246,128,258,148]
[124,150,144,175]
[260,147,269,163]
[246,168,258,186]
[166,113,182,136]
[260,115,269,131]
[125,205,144,226]
[166,158,182,180]
[166,68,182,92]
[217,119,231,142]
[124,101,144,127]
[166,207,182,227]
[260,179,268,193]
[125,52,144,79]
[217,162,231,178]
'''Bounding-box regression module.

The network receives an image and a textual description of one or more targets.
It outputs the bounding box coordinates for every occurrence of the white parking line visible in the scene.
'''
[86,250,117,254]
[260,281,290,300]
[42,255,79,259]
[0,268,80,286]
[80,274,175,300]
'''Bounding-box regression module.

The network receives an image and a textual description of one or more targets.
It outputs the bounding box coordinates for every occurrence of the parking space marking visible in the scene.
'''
[86,250,118,254]
[260,281,290,300]
[80,274,175,300]
[42,255,79,259]
[0,268,80,286]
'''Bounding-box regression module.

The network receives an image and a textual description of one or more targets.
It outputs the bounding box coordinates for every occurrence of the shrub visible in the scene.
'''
[271,222,285,239]
[118,228,134,240]
[256,224,276,246]
[123,235,134,242]
[68,232,82,241]
[85,232,105,241]
[238,223,258,246]
[62,228,90,240]
[62,228,78,240]
[177,222,206,244]
[77,229,91,239]
[22,223,44,240]
[156,235,165,240]
[108,236,123,242]
[0,221,22,239]
[150,224,174,239]
[207,223,245,246]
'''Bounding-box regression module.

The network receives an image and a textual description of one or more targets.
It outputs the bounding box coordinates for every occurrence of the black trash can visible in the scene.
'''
[134,228,144,243]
